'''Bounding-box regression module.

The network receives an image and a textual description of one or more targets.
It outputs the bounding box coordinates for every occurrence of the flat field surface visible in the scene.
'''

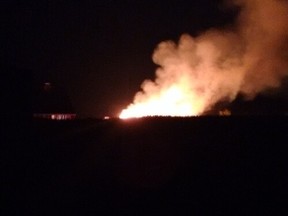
[3,117,288,215]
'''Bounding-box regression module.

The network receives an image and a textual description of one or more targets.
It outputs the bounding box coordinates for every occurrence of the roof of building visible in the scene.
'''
[33,83,75,114]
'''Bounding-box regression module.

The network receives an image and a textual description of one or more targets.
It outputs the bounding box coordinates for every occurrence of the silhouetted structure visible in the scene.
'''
[33,83,76,120]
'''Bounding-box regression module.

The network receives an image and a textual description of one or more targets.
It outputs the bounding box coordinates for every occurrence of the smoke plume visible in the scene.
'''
[120,0,288,118]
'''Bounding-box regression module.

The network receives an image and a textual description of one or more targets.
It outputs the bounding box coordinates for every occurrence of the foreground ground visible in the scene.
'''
[3,116,288,215]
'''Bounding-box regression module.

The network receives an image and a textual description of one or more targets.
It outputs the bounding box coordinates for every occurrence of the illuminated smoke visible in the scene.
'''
[120,0,288,118]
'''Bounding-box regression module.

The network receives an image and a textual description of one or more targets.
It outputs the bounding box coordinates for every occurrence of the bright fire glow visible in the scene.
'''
[119,0,288,119]
[119,83,205,119]
[118,34,239,119]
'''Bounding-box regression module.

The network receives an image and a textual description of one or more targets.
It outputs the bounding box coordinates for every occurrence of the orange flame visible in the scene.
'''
[119,88,201,119]
[119,0,288,119]
[119,77,206,119]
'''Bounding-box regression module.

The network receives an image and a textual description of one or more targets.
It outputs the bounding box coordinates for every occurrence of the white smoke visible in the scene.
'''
[121,0,288,117]
[236,0,288,97]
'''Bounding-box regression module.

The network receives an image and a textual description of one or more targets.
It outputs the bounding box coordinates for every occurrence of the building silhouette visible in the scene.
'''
[33,83,76,120]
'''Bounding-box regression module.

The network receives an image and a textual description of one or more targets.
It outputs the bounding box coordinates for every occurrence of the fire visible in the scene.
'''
[119,83,205,119]
[119,0,288,119]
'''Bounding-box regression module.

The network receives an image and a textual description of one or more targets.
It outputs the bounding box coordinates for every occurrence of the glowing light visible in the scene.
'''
[119,83,205,119]
[119,0,288,119]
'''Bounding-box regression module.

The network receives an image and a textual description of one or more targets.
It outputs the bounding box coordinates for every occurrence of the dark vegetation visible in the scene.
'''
[3,116,288,216]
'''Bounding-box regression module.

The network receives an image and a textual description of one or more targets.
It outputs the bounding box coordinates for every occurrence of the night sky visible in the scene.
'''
[3,0,240,117]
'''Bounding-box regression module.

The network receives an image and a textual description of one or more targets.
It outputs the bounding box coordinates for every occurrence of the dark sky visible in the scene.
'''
[3,0,238,118]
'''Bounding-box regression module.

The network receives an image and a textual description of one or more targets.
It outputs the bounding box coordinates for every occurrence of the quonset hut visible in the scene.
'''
[33,83,76,120]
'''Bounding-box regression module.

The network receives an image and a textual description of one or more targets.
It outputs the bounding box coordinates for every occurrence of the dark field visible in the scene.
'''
[3,117,288,215]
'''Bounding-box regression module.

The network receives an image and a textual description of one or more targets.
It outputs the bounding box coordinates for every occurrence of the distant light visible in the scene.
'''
[33,113,76,120]
[219,109,231,116]
[43,82,52,91]
[104,116,110,120]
